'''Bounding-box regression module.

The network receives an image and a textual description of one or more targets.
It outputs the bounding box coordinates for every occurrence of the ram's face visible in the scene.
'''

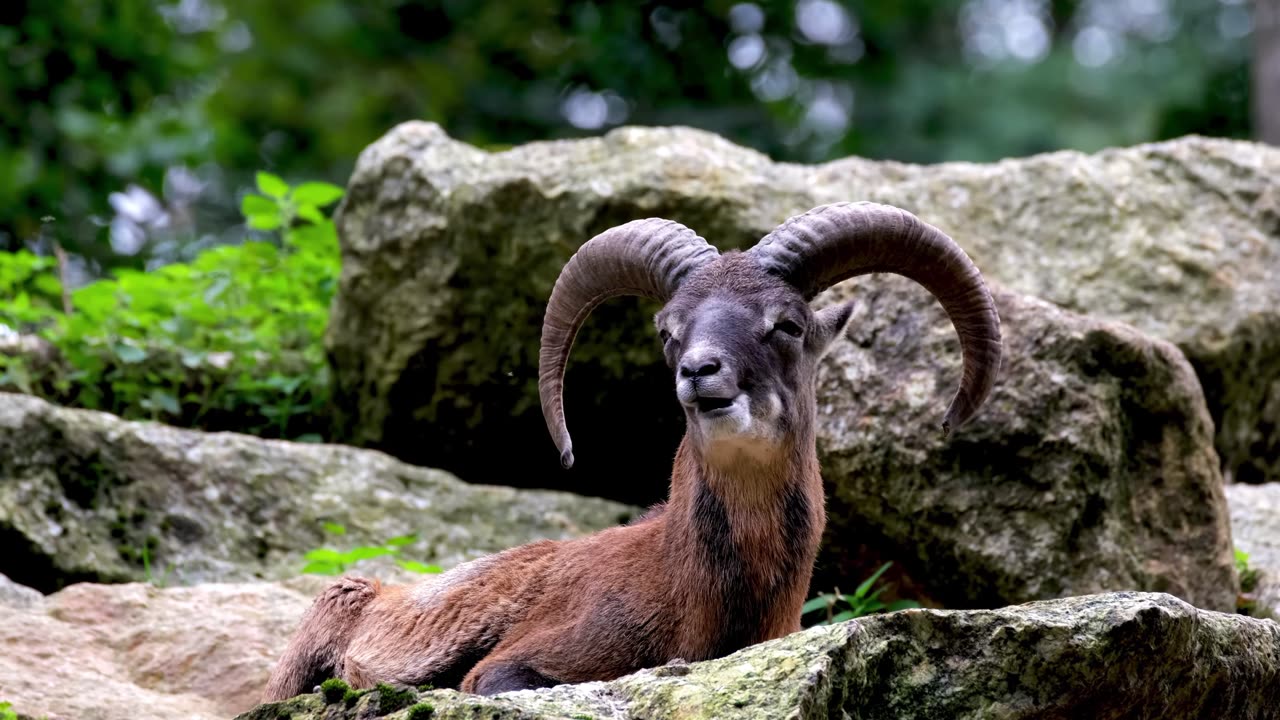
[655,254,853,452]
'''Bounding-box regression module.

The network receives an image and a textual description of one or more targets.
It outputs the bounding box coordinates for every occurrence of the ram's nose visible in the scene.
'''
[679,348,722,379]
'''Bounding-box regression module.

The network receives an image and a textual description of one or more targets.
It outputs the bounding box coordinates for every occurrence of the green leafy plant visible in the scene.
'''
[0,173,343,442]
[1236,547,1260,593]
[802,562,920,626]
[0,701,16,720]
[1236,546,1261,615]
[302,523,443,576]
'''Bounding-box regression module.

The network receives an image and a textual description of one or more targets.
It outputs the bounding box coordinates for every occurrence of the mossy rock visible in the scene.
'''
[235,592,1280,720]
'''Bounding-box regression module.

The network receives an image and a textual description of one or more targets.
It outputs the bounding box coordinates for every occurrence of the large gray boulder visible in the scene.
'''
[236,592,1280,720]
[328,122,1280,505]
[0,393,637,591]
[812,277,1236,611]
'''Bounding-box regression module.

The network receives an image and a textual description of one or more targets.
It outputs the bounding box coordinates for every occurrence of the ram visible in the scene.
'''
[263,201,1002,699]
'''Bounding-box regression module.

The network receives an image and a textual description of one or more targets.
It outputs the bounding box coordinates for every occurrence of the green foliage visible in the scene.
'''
[0,701,16,720]
[1,0,1255,280]
[374,683,416,714]
[0,174,341,441]
[319,678,350,704]
[0,251,63,327]
[0,0,225,262]
[301,523,443,577]
[406,703,436,720]
[1236,547,1259,593]
[1236,547,1260,615]
[802,562,921,626]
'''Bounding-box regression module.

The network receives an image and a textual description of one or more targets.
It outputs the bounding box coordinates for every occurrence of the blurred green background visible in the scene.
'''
[1,0,1260,278]
[0,0,1267,452]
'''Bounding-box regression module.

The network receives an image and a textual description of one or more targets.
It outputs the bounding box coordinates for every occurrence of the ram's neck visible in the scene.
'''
[661,433,826,660]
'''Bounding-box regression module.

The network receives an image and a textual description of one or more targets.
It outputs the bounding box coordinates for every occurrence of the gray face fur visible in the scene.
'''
[654,254,854,453]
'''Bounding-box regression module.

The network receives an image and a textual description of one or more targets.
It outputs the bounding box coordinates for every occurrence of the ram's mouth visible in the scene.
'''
[695,395,735,414]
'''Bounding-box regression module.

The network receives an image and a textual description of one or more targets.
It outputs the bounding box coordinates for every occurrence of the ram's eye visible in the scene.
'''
[773,320,803,337]
[659,329,672,344]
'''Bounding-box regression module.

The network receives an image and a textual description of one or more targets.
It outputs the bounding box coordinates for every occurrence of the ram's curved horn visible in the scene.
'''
[539,219,719,468]
[750,202,1001,431]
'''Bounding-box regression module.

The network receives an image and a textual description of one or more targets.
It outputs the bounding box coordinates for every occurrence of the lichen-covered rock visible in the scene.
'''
[328,122,1280,505]
[0,393,638,591]
[235,592,1280,720]
[0,578,328,720]
[812,277,1237,611]
[1226,482,1280,619]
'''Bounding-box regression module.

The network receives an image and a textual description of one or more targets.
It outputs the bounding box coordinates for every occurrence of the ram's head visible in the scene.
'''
[539,202,1003,468]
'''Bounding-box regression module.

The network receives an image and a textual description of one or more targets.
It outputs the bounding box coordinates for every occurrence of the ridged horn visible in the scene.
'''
[539,219,719,468]
[749,202,1001,432]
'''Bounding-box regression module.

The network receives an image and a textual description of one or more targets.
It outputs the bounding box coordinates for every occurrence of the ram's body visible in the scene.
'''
[264,202,1001,700]
[265,437,823,697]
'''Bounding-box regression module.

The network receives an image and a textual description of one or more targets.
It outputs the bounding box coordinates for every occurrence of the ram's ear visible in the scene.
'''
[811,301,854,357]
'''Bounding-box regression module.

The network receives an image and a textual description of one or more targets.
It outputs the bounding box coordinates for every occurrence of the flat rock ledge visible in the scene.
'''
[238,592,1280,720]
[0,393,637,591]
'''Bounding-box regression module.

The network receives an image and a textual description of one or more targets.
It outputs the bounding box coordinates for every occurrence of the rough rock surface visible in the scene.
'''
[328,122,1280,504]
[811,277,1237,611]
[0,392,638,592]
[0,571,42,608]
[0,577,327,720]
[1226,482,1280,618]
[236,592,1280,720]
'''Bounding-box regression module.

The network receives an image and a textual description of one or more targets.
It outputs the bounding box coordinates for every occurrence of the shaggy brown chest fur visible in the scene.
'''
[660,439,826,660]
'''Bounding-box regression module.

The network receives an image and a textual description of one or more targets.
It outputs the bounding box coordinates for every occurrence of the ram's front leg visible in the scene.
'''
[461,655,561,695]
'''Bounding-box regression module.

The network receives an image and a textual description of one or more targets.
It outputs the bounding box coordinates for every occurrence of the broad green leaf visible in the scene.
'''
[829,610,857,624]
[255,171,289,199]
[149,390,181,415]
[345,546,396,561]
[886,599,922,611]
[295,203,325,225]
[33,274,63,300]
[112,343,148,364]
[240,193,277,218]
[851,598,885,615]
[322,522,347,536]
[302,548,345,562]
[800,595,833,614]
[854,561,894,598]
[301,560,343,575]
[247,213,282,231]
[386,534,418,547]
[291,181,344,206]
